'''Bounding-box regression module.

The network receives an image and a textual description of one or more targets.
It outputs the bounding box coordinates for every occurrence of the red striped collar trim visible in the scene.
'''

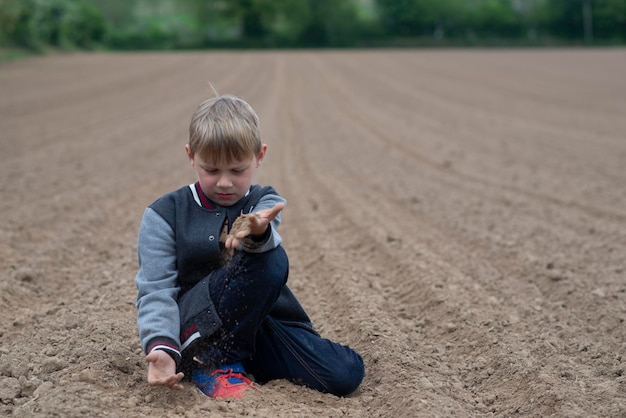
[194,182,213,209]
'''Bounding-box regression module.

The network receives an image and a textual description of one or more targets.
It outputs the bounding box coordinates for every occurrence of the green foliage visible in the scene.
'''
[292,0,365,47]
[468,0,525,38]
[385,0,625,43]
[539,0,584,38]
[591,0,626,40]
[0,0,106,50]
[531,0,626,42]
[376,0,528,40]
[376,0,441,36]
[2,0,625,51]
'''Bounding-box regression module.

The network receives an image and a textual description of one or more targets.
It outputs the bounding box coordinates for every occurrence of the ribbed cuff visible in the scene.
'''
[147,338,182,366]
[242,225,272,249]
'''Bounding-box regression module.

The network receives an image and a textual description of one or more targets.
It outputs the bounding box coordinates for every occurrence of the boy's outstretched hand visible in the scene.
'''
[225,202,285,249]
[146,350,184,390]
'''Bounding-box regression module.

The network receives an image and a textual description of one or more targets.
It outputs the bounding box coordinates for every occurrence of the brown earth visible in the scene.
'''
[1,49,625,417]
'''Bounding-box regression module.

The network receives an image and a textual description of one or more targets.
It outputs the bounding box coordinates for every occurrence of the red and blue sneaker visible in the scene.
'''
[192,362,255,399]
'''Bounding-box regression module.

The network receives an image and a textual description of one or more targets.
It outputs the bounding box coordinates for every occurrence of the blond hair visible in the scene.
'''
[188,94,261,164]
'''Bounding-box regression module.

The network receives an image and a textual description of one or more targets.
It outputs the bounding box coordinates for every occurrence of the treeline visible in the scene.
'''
[0,0,106,50]
[1,0,625,51]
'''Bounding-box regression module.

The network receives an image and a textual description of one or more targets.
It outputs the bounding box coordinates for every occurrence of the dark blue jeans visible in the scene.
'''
[178,246,364,397]
[245,316,365,396]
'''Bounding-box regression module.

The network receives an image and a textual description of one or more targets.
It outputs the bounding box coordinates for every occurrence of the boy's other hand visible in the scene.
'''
[146,350,184,390]
[225,202,285,249]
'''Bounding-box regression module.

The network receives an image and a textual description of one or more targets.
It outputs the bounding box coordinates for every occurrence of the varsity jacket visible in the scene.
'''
[135,183,309,365]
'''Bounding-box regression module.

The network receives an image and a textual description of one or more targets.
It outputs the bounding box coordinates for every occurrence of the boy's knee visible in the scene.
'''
[327,350,365,396]
[241,246,288,287]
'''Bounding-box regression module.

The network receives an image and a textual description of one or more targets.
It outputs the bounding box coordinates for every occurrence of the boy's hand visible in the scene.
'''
[225,202,285,249]
[146,350,184,390]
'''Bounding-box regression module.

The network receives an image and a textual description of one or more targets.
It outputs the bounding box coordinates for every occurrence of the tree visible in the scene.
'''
[0,0,106,50]
[593,0,626,40]
[533,0,625,42]
[466,0,525,38]
[376,0,440,36]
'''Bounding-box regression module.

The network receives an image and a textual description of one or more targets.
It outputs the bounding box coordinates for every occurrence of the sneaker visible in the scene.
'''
[192,362,255,399]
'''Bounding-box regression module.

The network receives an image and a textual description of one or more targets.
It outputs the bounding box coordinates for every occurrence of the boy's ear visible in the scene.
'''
[185,144,194,164]
[256,144,267,167]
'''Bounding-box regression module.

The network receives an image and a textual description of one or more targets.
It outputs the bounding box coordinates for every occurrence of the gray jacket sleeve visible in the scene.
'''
[135,207,181,359]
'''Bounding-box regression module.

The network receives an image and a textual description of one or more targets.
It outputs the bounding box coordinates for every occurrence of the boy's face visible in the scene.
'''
[185,144,266,207]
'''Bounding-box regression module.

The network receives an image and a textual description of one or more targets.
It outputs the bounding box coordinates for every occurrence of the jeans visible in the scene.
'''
[178,246,365,396]
[245,317,365,396]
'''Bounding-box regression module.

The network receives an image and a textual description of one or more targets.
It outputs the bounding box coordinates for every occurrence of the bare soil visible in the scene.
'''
[1,49,625,417]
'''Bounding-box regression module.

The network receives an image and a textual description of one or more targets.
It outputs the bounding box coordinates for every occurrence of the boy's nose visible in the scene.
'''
[216,175,232,188]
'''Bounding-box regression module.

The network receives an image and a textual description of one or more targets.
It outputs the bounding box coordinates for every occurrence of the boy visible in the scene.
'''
[135,94,364,399]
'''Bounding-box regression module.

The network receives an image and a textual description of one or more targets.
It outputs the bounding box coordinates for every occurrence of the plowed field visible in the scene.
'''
[1,49,625,417]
